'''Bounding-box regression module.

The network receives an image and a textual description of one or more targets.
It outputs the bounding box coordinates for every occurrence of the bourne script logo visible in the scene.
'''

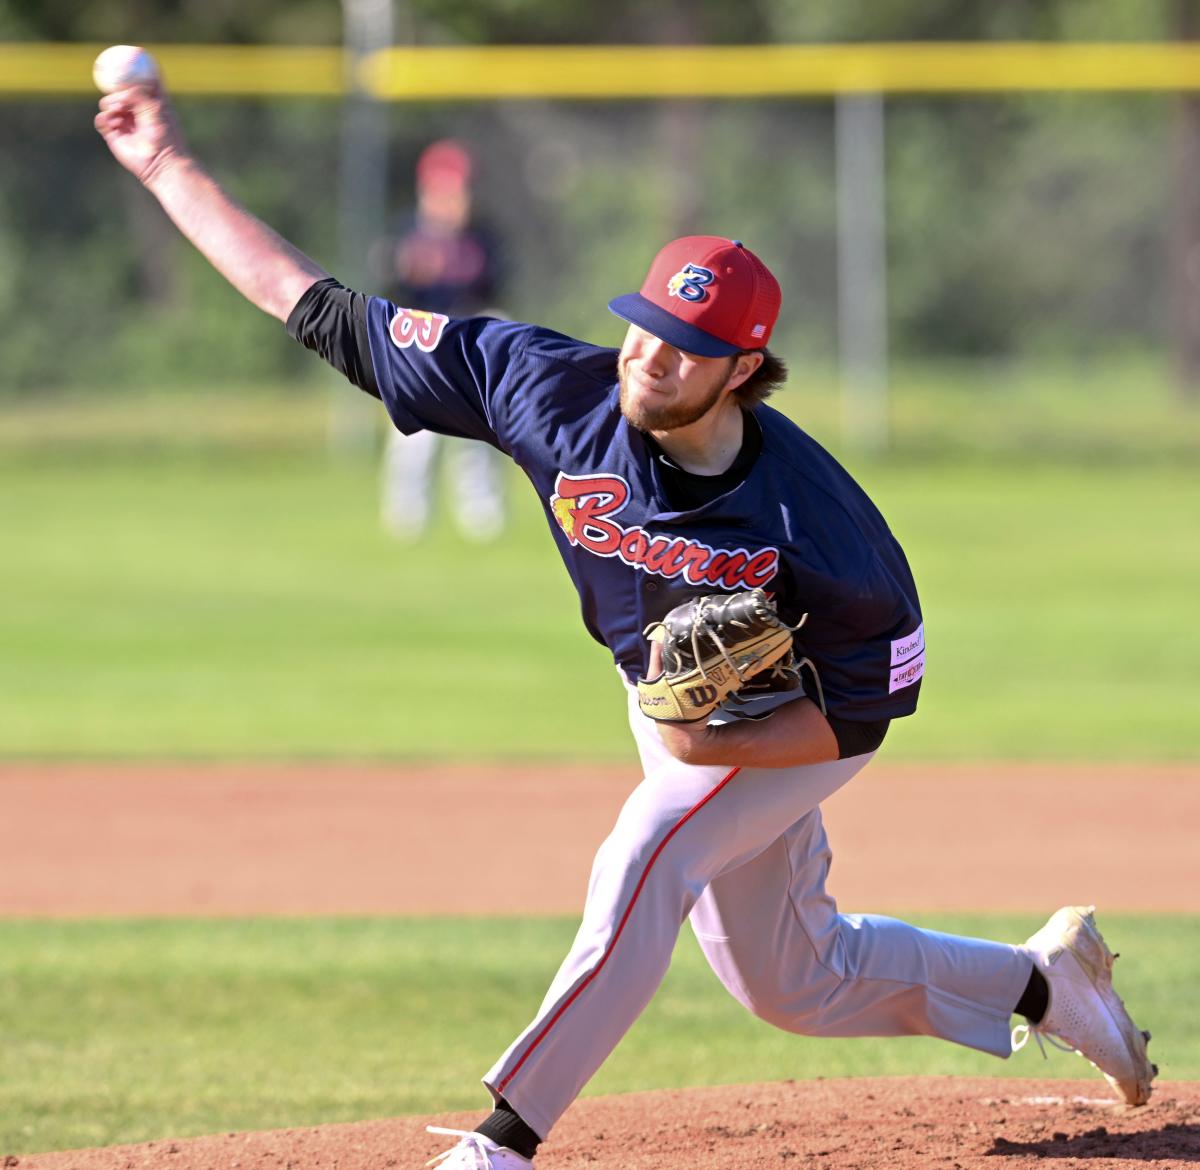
[550,472,779,589]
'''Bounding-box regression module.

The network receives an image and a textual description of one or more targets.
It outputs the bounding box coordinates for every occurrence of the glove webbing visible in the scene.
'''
[686,600,806,686]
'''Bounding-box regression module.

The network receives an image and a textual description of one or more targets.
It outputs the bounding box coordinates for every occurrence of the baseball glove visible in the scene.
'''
[637,588,804,723]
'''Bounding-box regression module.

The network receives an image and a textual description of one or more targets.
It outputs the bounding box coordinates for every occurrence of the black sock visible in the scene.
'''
[475,1098,541,1161]
[1014,963,1049,1024]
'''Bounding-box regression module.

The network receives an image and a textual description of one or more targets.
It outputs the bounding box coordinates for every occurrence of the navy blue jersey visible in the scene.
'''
[356,300,924,723]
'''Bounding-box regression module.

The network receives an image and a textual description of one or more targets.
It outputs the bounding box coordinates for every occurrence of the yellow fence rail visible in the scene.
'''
[0,44,346,97]
[4,41,1200,99]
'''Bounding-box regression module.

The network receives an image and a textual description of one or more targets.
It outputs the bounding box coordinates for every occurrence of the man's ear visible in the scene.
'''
[727,350,764,391]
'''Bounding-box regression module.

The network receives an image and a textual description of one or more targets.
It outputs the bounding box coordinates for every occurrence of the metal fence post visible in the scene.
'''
[836,90,890,454]
[328,0,394,454]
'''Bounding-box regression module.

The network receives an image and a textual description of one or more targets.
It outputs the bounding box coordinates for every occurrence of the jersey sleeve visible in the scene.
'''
[362,297,532,452]
[286,278,534,452]
[826,714,890,757]
[286,277,378,398]
[803,551,925,723]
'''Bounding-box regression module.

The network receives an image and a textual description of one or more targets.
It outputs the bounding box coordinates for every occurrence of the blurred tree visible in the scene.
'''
[0,0,340,43]
[0,0,1194,393]
[403,0,776,44]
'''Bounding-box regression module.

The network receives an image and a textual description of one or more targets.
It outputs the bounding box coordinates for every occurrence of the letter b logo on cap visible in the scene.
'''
[667,263,716,303]
[608,235,782,356]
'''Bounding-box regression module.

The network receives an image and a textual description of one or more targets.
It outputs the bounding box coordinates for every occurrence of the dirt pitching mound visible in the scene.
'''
[13,1079,1200,1170]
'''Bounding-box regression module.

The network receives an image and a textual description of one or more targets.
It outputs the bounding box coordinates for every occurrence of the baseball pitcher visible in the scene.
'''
[95,67,1155,1170]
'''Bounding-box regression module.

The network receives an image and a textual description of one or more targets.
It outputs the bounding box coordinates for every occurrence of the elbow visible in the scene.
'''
[271,273,326,324]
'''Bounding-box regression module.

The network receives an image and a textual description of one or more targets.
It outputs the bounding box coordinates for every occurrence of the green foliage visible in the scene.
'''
[0,0,1178,46]
[767,0,1174,42]
[0,96,343,392]
[0,913,1193,1154]
[888,94,1171,358]
[1,2,1198,395]
[0,0,342,44]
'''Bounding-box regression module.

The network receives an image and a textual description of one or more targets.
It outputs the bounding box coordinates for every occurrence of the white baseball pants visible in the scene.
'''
[380,428,505,539]
[484,685,1031,1140]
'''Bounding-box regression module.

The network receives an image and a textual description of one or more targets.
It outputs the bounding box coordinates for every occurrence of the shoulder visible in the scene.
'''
[754,408,869,512]
[364,302,615,376]
[517,325,619,384]
[751,406,917,593]
[755,406,850,484]
[754,407,893,537]
[486,325,620,427]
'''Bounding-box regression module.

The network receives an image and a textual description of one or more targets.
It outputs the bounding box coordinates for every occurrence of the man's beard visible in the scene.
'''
[618,363,730,433]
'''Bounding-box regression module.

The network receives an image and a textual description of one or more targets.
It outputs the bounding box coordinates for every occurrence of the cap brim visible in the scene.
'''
[607,293,739,358]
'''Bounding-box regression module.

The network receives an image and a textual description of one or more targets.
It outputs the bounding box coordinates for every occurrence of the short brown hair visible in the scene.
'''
[730,347,788,407]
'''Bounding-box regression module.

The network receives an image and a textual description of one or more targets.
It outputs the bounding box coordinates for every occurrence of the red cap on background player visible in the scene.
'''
[608,236,782,358]
[416,139,472,195]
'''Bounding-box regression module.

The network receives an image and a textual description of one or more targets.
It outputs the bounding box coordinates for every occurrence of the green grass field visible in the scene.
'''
[1,432,1196,760]
[1,914,1194,1155]
[1,379,1196,1156]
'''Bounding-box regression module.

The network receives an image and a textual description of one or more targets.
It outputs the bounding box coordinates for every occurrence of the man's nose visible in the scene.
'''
[638,334,670,373]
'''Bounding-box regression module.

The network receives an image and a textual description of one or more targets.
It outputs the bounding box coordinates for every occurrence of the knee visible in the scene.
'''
[738,967,846,1033]
[723,919,850,1033]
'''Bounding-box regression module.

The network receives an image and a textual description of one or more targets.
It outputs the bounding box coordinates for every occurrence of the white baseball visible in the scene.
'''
[92,45,159,93]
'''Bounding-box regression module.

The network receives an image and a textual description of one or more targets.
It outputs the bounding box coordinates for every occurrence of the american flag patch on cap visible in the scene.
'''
[751,323,766,338]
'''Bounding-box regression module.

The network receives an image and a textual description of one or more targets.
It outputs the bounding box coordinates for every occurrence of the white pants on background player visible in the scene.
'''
[380,428,506,540]
[483,685,1032,1141]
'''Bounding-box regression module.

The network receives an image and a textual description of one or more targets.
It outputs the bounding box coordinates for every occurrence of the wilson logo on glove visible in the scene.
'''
[637,589,804,723]
[684,684,718,708]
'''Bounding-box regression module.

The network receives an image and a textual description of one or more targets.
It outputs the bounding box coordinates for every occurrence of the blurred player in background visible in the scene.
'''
[373,139,507,540]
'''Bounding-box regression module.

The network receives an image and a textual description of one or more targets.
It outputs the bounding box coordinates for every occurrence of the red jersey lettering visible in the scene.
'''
[389,308,450,353]
[550,472,780,590]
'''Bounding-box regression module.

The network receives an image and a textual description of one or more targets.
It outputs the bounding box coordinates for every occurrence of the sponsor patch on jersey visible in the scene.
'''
[889,651,925,694]
[549,471,779,590]
[388,307,450,353]
[666,263,716,304]
[890,622,924,667]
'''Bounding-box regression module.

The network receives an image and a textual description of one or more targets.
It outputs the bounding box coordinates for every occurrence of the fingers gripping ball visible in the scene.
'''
[637,588,803,723]
[93,45,159,93]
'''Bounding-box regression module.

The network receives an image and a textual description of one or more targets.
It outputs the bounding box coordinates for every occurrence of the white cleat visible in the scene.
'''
[426,1127,534,1169]
[1013,905,1156,1106]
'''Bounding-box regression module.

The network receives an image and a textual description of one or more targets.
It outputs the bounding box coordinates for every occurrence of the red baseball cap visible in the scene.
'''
[416,139,472,194]
[608,236,782,357]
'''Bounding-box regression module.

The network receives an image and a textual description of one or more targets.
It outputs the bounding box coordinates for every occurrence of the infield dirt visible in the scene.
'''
[3,761,1196,1169]
[3,761,1197,915]
[12,1079,1200,1170]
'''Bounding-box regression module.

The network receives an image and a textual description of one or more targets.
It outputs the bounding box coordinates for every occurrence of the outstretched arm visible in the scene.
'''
[95,81,329,322]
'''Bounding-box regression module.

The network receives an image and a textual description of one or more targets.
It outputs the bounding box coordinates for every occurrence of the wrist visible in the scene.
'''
[657,720,726,766]
[140,145,193,191]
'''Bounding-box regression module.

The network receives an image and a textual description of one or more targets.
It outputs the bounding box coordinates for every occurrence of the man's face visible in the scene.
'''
[617,325,737,433]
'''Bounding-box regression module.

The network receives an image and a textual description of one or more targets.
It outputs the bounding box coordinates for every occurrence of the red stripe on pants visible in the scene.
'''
[496,765,742,1094]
